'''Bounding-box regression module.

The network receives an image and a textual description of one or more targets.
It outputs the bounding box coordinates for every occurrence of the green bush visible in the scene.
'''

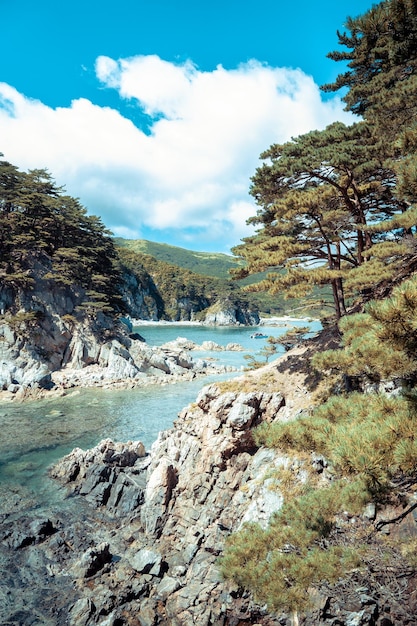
[221,480,365,612]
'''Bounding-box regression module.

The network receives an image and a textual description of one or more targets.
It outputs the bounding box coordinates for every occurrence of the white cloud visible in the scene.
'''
[96,55,197,119]
[0,57,353,252]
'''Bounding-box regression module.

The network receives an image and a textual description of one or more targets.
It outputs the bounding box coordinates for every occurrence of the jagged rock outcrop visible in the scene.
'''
[0,381,289,625]
[1,167,259,392]
[46,384,288,625]
[0,273,136,393]
[0,312,241,397]
[202,299,260,326]
[0,323,53,390]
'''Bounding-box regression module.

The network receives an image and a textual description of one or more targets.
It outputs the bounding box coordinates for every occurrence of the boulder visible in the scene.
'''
[141,459,178,535]
[71,542,112,579]
[69,599,96,626]
[129,548,162,576]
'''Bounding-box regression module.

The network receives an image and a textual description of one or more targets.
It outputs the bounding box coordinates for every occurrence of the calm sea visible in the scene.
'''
[0,320,319,510]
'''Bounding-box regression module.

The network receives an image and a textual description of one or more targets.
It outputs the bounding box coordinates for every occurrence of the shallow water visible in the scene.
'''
[0,321,320,511]
[0,378,221,510]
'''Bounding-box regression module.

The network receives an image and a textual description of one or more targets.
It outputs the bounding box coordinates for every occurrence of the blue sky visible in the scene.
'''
[1,0,374,253]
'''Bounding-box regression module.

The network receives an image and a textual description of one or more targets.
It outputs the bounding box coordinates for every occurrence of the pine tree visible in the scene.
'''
[0,157,123,318]
[323,0,417,258]
[232,122,410,318]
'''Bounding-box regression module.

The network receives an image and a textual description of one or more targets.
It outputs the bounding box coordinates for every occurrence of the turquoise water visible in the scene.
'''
[0,379,222,509]
[0,321,320,510]
[135,319,318,368]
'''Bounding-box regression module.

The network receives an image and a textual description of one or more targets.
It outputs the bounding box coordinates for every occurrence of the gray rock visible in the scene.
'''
[29,518,57,540]
[129,548,162,576]
[105,471,146,514]
[362,502,377,521]
[69,598,96,626]
[5,517,58,549]
[45,383,378,626]
[71,542,112,579]
[155,575,181,600]
[141,459,178,535]
[239,480,284,529]
[227,399,257,429]
[137,599,158,626]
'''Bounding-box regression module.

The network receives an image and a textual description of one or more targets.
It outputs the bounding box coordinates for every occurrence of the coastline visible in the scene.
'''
[0,362,241,404]
[0,318,319,404]
[131,315,317,327]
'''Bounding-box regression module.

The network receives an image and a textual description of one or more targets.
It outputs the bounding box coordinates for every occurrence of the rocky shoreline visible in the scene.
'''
[0,336,243,403]
[2,340,412,625]
[0,359,296,626]
[0,348,409,626]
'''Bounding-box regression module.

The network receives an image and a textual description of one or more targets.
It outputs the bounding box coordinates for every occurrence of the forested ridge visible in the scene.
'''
[0,163,257,326]
[221,0,417,621]
[117,246,257,322]
[114,237,239,279]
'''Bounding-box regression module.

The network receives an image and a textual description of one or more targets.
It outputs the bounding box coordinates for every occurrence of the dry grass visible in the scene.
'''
[217,325,342,415]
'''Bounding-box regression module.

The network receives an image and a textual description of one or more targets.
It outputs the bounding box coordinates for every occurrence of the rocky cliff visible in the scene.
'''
[1,344,414,625]
[118,248,260,325]
[0,273,244,397]
[120,266,163,321]
[0,264,257,395]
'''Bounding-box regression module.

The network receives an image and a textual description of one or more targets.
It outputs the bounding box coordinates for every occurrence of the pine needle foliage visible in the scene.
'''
[221,481,365,612]
[314,275,417,384]
[223,1,417,614]
[0,158,124,320]
[309,277,417,488]
[272,326,311,351]
[323,0,417,138]
[222,279,417,612]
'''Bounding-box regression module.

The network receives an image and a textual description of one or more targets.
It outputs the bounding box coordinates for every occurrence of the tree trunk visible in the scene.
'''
[330,242,347,318]
[331,277,347,319]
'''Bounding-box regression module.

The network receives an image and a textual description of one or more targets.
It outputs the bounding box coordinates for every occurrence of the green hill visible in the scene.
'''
[114,238,239,279]
[115,238,333,317]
